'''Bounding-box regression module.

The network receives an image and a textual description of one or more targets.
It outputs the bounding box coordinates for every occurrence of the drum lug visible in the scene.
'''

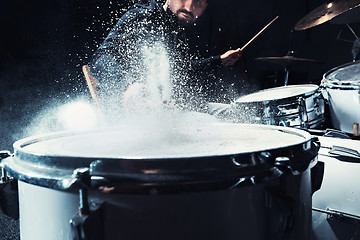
[0,151,12,184]
[0,151,19,220]
[298,97,308,128]
[73,168,91,215]
[70,168,105,240]
[274,157,293,174]
[70,201,105,240]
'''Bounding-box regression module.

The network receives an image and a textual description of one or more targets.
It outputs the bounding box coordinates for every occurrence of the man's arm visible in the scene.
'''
[89,8,148,89]
[190,48,242,71]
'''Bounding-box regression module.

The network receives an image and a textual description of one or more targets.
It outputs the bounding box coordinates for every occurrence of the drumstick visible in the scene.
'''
[240,16,279,52]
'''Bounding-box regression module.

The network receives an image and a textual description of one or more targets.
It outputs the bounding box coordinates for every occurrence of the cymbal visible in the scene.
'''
[330,4,360,24]
[256,56,323,67]
[294,0,360,30]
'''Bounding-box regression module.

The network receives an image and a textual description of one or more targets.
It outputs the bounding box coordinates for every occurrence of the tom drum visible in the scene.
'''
[235,84,325,129]
[322,61,360,134]
[1,121,320,240]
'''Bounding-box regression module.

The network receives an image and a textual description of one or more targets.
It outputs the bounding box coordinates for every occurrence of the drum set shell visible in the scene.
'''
[1,123,320,240]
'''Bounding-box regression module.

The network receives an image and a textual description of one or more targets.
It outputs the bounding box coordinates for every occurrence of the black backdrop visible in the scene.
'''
[0,0,359,239]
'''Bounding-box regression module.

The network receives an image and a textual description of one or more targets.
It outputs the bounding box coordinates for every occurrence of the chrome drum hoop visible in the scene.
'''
[1,124,319,194]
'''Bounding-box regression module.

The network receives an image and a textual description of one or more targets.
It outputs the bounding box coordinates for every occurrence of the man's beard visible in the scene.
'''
[176,9,195,27]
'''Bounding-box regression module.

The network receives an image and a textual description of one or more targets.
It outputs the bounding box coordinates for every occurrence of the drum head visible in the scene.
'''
[15,123,309,159]
[3,121,317,193]
[235,85,319,103]
[323,61,360,88]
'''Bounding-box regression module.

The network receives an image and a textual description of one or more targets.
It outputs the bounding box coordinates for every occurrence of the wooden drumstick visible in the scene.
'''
[240,16,279,52]
[353,123,359,136]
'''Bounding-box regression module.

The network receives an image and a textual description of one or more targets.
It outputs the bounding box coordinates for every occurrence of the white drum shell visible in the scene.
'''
[6,124,317,240]
[325,88,360,134]
[322,61,360,134]
[18,181,78,240]
[18,171,312,240]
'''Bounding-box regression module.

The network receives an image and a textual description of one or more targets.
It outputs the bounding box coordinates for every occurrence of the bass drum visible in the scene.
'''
[234,84,325,129]
[312,136,360,239]
[2,122,320,240]
[322,61,360,134]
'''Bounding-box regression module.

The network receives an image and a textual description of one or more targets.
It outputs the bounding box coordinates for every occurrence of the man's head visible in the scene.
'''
[164,0,208,26]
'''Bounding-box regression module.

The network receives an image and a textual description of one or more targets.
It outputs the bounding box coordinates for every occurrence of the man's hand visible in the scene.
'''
[220,48,242,66]
[122,82,173,110]
[123,82,151,110]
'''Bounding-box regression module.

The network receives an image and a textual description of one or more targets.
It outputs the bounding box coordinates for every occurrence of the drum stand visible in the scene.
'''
[256,51,322,86]
[284,66,290,86]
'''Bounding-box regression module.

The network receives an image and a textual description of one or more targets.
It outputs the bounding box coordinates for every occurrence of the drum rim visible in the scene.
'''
[322,61,360,89]
[235,84,320,103]
[3,124,317,193]
[12,123,312,160]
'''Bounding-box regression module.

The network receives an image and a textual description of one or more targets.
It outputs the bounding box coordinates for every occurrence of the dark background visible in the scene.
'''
[0,0,359,239]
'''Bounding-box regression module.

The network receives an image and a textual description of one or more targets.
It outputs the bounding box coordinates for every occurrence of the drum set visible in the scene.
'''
[1,1,360,240]
[232,0,360,136]
[231,1,360,239]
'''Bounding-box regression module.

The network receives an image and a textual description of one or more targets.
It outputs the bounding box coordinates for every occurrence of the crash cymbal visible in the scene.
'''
[256,56,323,67]
[294,0,360,30]
[330,4,360,24]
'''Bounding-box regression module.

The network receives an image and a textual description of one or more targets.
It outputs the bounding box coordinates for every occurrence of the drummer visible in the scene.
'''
[89,0,242,111]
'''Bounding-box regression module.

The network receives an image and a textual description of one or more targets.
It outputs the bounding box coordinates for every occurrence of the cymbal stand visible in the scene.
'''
[283,49,295,86]
[347,24,359,39]
[284,66,290,86]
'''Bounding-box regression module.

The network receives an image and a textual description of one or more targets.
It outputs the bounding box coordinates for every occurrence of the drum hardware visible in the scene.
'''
[276,151,320,176]
[352,38,360,61]
[346,24,359,40]
[313,207,360,225]
[275,96,307,128]
[0,151,12,184]
[335,24,360,61]
[320,145,360,160]
[294,0,360,31]
[298,96,307,128]
[70,200,105,240]
[306,128,351,139]
[336,29,356,44]
[255,56,323,86]
[0,151,19,220]
[70,168,105,240]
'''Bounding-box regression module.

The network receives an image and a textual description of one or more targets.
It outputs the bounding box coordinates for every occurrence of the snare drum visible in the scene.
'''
[234,84,325,129]
[322,62,360,134]
[1,121,319,240]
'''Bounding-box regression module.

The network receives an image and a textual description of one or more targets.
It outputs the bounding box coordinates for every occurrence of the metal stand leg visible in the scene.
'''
[284,67,290,86]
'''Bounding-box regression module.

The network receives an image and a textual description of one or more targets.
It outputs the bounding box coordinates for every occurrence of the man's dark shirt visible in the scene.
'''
[89,0,222,108]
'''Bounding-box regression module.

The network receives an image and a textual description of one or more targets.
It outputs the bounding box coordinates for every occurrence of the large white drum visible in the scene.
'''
[312,136,360,239]
[235,84,325,129]
[322,61,360,134]
[1,122,320,240]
